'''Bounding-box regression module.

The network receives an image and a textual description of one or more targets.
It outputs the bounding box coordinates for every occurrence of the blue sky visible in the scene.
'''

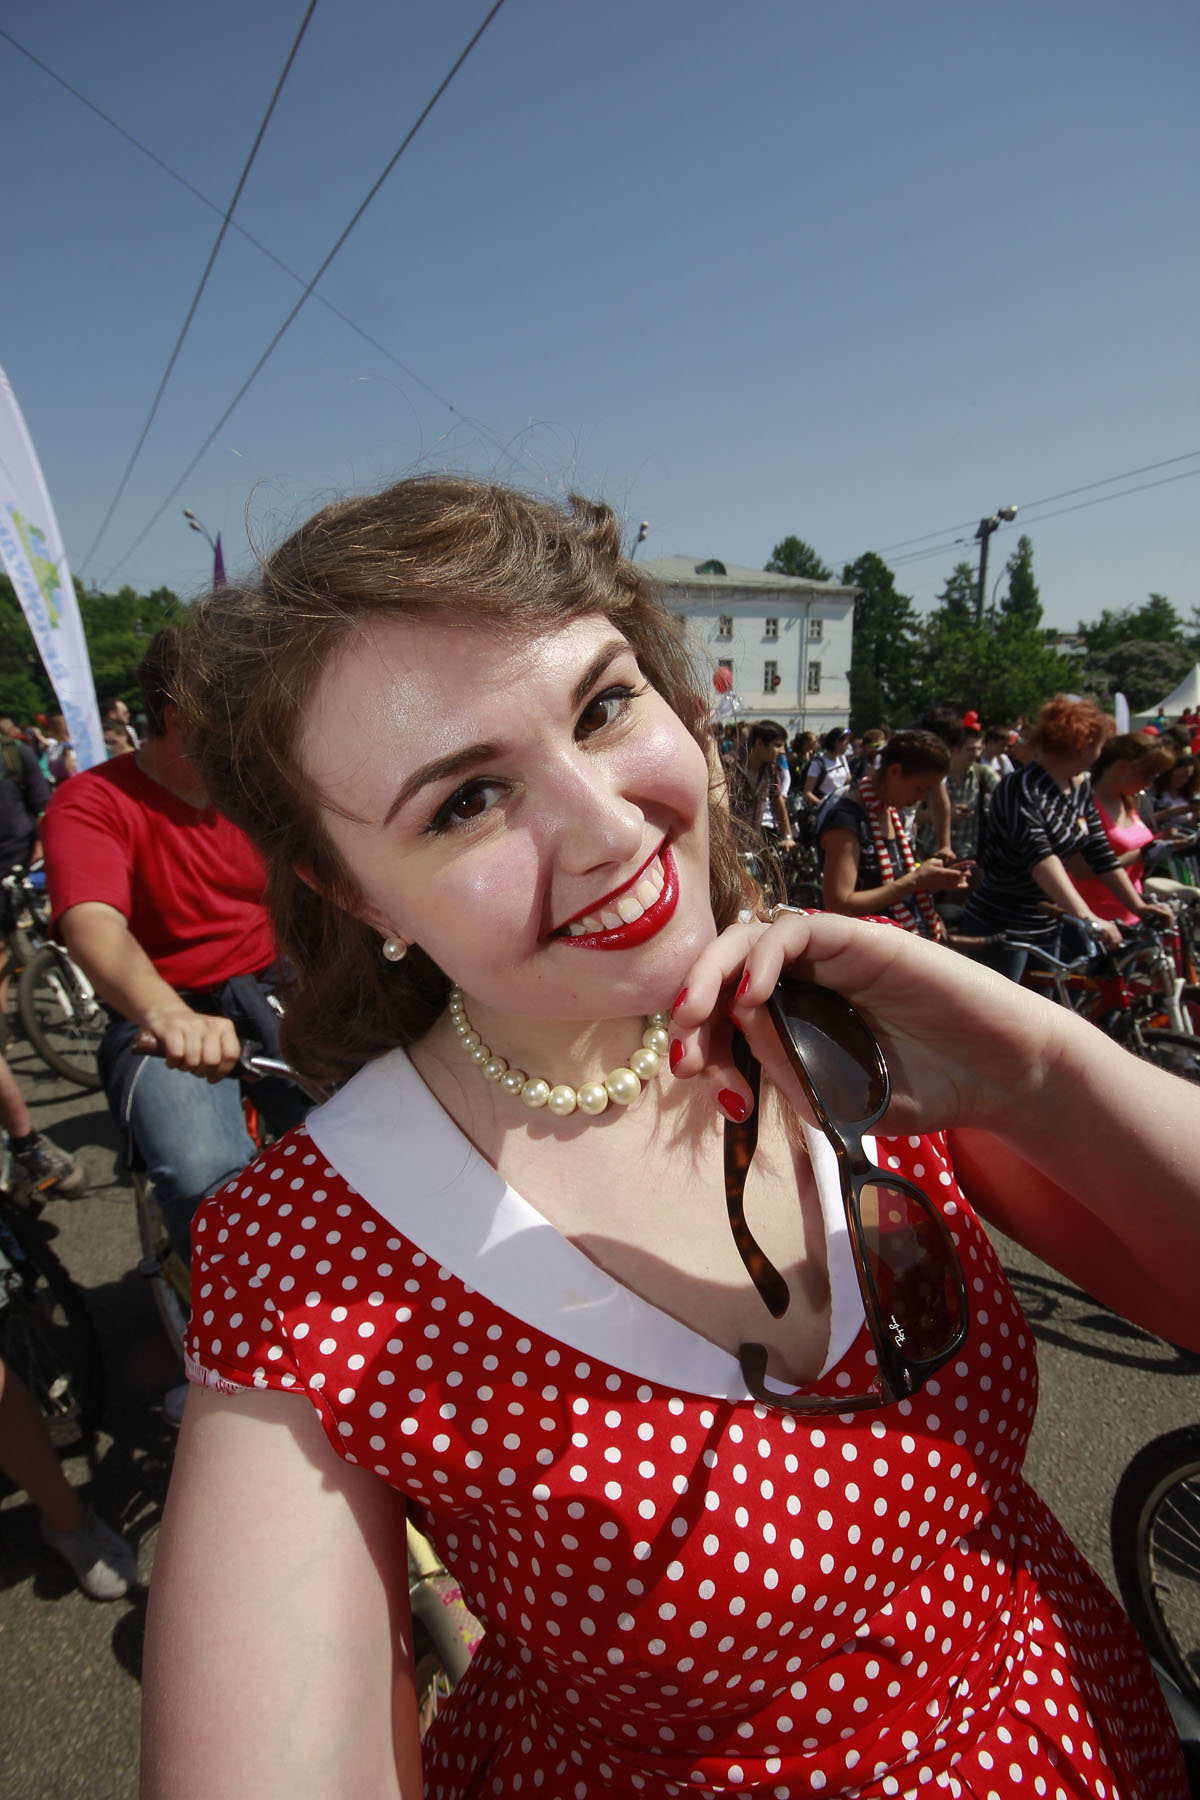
[2,0,1196,632]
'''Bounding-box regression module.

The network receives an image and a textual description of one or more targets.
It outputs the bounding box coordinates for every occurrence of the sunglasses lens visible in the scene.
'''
[775,981,886,1122]
[858,1182,964,1364]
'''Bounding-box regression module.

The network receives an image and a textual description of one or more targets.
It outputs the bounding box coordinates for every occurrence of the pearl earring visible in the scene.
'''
[381,936,408,963]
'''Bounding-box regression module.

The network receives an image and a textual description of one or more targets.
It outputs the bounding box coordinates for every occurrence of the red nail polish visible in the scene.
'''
[735,972,751,999]
[718,1088,749,1122]
[668,1039,684,1072]
[671,988,688,1014]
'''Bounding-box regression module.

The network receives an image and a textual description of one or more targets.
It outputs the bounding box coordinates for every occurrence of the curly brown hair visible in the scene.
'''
[179,476,755,1084]
[1029,695,1113,758]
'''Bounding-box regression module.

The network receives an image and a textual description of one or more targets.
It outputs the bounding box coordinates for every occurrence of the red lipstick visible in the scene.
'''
[556,844,679,951]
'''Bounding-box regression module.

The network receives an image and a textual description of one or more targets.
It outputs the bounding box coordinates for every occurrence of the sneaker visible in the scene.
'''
[12,1132,85,1197]
[41,1505,137,1600]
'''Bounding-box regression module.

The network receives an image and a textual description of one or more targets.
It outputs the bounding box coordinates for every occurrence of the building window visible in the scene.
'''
[763,660,780,693]
[807,661,821,694]
[764,617,778,640]
[808,617,823,641]
[717,615,732,641]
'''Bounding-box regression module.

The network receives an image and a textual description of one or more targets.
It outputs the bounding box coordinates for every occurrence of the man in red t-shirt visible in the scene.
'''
[42,629,306,1264]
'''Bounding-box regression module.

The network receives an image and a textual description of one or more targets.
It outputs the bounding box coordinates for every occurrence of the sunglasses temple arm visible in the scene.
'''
[725,1034,791,1319]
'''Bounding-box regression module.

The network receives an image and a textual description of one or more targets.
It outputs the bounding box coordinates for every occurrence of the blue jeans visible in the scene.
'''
[98,969,310,1260]
[124,1054,261,1258]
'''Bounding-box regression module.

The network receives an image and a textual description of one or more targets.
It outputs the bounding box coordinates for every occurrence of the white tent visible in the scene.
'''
[1133,662,1200,723]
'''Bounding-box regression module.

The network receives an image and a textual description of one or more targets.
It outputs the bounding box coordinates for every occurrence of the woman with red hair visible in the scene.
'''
[959,696,1167,979]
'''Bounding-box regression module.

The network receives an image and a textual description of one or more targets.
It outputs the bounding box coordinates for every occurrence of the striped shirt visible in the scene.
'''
[960,762,1118,945]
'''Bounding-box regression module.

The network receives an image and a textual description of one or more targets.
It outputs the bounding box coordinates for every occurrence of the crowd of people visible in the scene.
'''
[719,701,1200,974]
[1,478,1199,1796]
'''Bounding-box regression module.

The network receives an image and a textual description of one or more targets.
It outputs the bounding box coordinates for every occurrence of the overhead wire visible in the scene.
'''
[78,0,320,574]
[0,24,523,480]
[97,0,510,588]
[882,464,1200,574]
[862,449,1200,561]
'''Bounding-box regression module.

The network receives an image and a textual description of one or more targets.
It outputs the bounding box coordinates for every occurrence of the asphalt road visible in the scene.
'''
[2,1033,1198,1800]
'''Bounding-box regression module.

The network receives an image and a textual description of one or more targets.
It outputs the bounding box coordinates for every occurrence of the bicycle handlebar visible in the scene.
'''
[130,1030,329,1104]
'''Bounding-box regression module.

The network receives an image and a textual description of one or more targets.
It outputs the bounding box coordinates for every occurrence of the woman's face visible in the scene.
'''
[298,613,716,1021]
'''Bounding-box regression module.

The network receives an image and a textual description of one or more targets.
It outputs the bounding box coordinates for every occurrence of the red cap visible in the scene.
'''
[1142,725,1160,737]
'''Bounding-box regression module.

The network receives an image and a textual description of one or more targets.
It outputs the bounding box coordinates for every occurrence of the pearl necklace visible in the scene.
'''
[448,986,671,1118]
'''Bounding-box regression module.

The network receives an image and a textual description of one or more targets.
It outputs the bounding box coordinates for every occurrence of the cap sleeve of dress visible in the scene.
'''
[184,1129,321,1397]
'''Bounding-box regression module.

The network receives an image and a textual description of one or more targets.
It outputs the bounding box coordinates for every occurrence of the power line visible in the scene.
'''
[864,449,1200,560]
[0,24,524,480]
[97,0,510,587]
[78,1,320,575]
[881,464,1200,576]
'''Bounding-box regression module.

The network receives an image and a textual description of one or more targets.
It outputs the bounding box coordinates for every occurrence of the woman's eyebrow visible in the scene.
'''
[571,639,630,707]
[383,639,633,825]
[384,742,499,825]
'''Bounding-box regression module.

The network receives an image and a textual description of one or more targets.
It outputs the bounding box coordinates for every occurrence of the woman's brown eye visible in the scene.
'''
[578,687,632,737]
[579,699,610,734]
[451,788,488,819]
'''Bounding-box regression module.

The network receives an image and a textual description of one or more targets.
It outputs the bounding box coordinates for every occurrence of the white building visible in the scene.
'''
[638,555,858,737]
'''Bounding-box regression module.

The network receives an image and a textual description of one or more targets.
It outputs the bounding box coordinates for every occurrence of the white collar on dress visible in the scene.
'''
[305,1048,868,1403]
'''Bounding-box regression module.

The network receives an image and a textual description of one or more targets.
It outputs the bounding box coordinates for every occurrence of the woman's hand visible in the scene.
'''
[1081,914,1123,950]
[906,860,969,894]
[669,911,1057,1140]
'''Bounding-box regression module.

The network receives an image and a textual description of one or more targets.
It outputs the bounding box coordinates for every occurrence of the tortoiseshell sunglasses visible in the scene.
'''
[724,975,968,1413]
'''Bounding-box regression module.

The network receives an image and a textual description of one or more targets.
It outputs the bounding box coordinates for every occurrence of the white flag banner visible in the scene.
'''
[1113,691,1130,734]
[0,366,103,770]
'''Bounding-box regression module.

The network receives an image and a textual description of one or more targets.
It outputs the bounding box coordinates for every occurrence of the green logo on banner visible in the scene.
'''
[11,508,62,627]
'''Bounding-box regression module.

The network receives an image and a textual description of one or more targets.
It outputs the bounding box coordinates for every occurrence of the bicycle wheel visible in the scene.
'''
[17,945,105,1089]
[1134,1027,1200,1084]
[133,1174,190,1360]
[0,1203,105,1447]
[1110,1424,1200,1709]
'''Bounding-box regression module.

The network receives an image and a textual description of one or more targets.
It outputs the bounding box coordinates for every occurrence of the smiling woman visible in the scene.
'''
[141,475,1200,1800]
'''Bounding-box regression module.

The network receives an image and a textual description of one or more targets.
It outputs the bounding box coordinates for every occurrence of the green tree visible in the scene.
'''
[1075,591,1188,706]
[920,560,1076,723]
[840,552,922,730]
[1080,639,1192,713]
[933,560,977,626]
[764,537,833,582]
[998,535,1041,625]
[1129,592,1183,642]
[0,573,185,719]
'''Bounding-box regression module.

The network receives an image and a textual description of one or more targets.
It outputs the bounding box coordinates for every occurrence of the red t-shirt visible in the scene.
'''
[43,753,276,991]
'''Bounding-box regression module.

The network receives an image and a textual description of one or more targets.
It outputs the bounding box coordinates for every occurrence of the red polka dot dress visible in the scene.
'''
[186,1050,1186,1799]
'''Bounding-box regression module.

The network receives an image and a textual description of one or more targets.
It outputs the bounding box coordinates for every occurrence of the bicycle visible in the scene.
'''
[0,1162,105,1449]
[2,863,106,1090]
[955,912,1200,1082]
[1110,1423,1200,1782]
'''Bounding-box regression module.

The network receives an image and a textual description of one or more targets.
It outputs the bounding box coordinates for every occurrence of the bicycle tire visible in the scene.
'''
[17,944,105,1090]
[1134,1028,1200,1085]
[0,1203,105,1447]
[1110,1424,1200,1710]
[133,1174,190,1360]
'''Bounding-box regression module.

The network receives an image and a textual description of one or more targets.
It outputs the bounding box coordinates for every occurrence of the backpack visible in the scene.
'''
[1,741,24,781]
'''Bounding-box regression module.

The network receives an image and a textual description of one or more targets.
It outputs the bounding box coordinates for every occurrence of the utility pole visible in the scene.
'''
[974,505,1018,623]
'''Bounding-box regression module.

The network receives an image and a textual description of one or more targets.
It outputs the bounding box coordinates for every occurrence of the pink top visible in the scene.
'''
[1075,798,1153,923]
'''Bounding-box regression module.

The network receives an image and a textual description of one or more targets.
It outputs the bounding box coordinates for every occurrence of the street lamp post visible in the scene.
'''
[630,520,649,559]
[182,510,226,589]
[183,508,216,552]
[974,505,1018,624]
